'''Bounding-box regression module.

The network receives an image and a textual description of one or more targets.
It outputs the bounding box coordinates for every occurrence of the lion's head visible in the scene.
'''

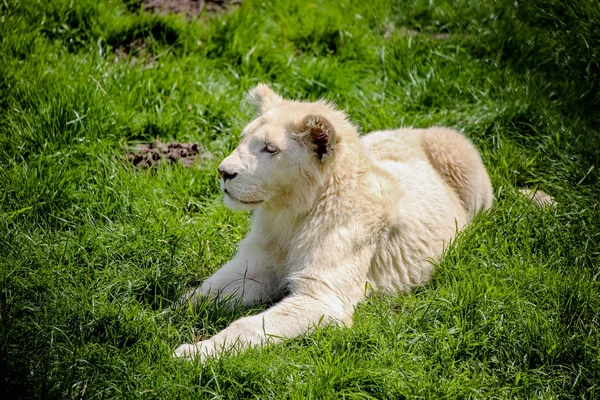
[218,84,354,213]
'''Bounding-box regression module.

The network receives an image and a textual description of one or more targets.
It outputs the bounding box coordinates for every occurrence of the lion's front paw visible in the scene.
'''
[173,343,198,359]
[173,340,218,362]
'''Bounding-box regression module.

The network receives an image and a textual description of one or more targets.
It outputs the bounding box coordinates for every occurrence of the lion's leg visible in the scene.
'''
[420,127,493,220]
[174,215,375,361]
[173,289,359,360]
[177,240,279,309]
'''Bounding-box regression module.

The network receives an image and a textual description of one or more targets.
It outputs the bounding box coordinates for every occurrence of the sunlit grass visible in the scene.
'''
[1,0,598,398]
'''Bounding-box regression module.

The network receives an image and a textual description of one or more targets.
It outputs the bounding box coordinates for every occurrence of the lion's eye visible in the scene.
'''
[262,143,279,154]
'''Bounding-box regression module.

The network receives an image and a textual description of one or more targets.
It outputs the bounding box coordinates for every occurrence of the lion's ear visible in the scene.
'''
[248,83,283,115]
[296,114,337,162]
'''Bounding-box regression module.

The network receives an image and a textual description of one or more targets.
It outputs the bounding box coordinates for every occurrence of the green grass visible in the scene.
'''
[1,0,599,398]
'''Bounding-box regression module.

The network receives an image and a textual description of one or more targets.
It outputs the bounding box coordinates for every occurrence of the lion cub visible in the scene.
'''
[174,85,493,360]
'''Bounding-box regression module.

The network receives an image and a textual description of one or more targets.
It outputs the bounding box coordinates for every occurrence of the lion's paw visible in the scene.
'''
[173,340,218,362]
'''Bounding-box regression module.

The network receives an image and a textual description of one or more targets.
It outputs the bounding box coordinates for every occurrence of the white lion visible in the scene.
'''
[173,84,494,361]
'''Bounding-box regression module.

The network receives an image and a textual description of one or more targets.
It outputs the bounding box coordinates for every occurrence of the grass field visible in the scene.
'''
[1,0,599,398]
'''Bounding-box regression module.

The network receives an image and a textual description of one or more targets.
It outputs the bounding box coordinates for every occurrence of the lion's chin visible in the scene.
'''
[223,192,264,211]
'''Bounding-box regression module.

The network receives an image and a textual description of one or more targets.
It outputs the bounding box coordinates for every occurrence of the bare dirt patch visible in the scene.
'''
[143,0,242,17]
[115,1,241,61]
[125,141,212,168]
[114,38,154,64]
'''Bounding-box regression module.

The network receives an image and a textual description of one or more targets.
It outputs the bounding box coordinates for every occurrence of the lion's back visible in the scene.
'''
[359,129,468,292]
[362,127,493,221]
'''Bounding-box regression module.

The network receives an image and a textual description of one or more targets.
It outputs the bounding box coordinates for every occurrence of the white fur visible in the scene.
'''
[173,85,494,361]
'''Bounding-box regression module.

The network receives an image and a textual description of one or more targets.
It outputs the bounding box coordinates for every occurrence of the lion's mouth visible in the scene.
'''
[224,189,263,205]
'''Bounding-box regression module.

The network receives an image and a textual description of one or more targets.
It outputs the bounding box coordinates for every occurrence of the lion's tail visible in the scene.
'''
[518,188,556,207]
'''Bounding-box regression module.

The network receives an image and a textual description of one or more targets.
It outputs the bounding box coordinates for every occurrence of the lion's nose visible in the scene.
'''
[218,167,238,181]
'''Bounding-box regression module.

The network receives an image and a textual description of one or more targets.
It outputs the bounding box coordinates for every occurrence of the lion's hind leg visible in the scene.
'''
[421,127,493,220]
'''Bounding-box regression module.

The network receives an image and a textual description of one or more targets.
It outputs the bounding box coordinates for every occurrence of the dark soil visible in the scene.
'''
[143,0,242,17]
[125,141,212,168]
[116,1,241,60]
[114,38,153,64]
